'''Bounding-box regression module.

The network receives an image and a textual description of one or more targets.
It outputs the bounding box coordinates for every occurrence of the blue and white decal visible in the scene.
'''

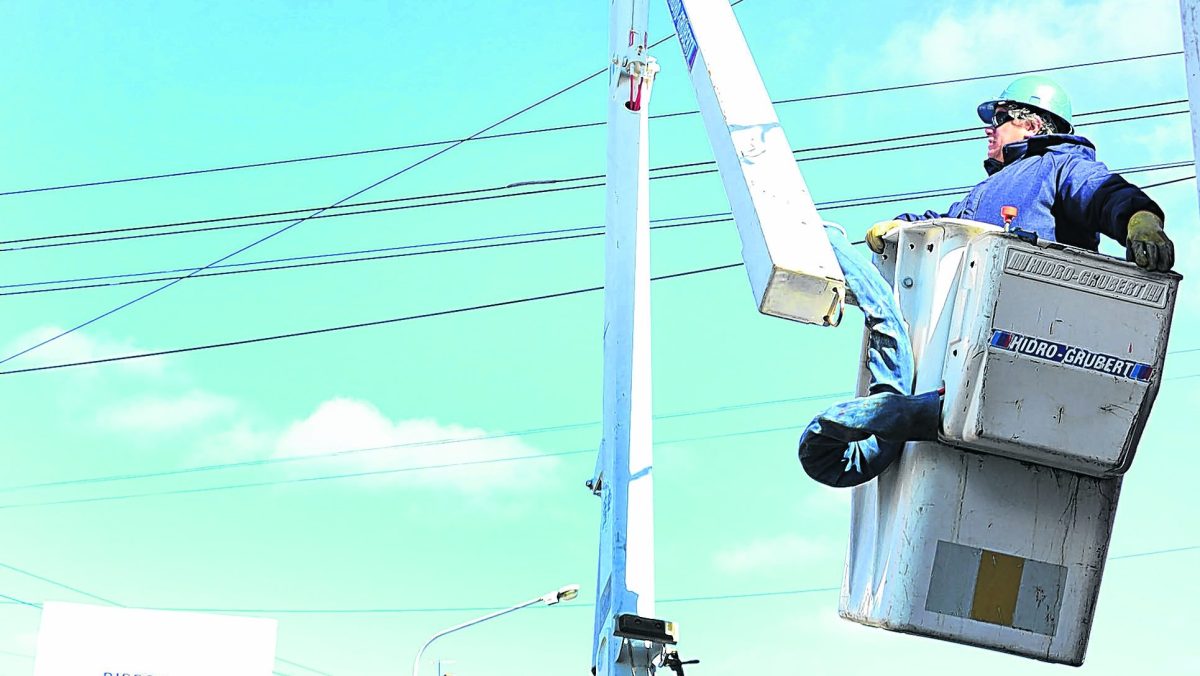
[666,0,699,71]
[990,330,1154,382]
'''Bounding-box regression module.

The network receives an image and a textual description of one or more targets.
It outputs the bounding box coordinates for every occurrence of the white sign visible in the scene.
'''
[34,602,278,676]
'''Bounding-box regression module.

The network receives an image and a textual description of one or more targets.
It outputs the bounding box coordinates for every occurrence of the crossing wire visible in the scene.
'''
[0,390,854,495]
[3,335,1197,501]
[0,53,619,368]
[0,560,334,675]
[0,262,734,376]
[7,543,1196,617]
[0,0,761,368]
[3,104,1186,252]
[0,593,39,609]
[2,368,1200,509]
[0,421,826,509]
[54,544,1200,615]
[0,561,122,606]
[1,160,1191,297]
[0,51,1181,197]
[0,172,1192,377]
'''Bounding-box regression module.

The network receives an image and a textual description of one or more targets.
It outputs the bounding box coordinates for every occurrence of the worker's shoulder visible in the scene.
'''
[1030,134,1098,162]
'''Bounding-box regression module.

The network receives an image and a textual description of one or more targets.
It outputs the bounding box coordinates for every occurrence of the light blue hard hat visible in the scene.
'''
[977,75,1074,134]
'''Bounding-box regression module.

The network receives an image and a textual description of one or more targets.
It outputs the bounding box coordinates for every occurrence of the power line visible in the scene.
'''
[1109,544,1200,560]
[0,593,39,610]
[1139,175,1196,190]
[0,51,1180,197]
[0,391,851,496]
[0,562,333,675]
[275,658,335,676]
[5,333,1200,501]
[3,160,1191,297]
[106,543,1200,615]
[3,367,1199,510]
[0,263,741,376]
[0,561,124,606]
[0,217,730,296]
[0,415,822,511]
[0,165,1190,376]
[0,0,747,200]
[4,104,1186,252]
[0,50,620,368]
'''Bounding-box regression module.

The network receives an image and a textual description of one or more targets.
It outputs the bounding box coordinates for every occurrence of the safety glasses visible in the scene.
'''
[989,109,1015,129]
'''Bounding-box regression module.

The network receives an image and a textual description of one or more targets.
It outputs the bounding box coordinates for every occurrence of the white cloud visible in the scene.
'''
[194,420,278,462]
[878,0,1180,83]
[96,390,238,434]
[271,398,558,494]
[799,483,852,514]
[2,325,165,376]
[1125,117,1193,166]
[713,533,839,574]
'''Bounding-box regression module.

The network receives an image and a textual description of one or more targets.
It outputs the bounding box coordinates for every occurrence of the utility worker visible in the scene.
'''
[866,75,1175,271]
[797,76,1175,488]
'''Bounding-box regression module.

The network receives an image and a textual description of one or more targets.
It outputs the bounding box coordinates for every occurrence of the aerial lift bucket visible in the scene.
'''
[841,219,1180,664]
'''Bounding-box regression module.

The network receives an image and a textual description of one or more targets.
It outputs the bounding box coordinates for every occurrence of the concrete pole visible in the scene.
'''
[592,0,657,674]
[1180,0,1200,212]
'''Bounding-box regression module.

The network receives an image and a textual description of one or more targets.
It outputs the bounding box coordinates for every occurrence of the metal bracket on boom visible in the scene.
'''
[612,45,659,112]
[611,613,683,672]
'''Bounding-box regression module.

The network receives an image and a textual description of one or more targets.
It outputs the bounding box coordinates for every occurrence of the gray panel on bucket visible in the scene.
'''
[1013,558,1068,636]
[925,540,982,618]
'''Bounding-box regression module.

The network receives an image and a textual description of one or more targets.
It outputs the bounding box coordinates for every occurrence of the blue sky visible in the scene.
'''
[0,0,1197,674]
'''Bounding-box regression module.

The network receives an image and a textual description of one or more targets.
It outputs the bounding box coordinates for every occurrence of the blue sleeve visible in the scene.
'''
[893,209,945,222]
[1055,157,1164,246]
[894,194,967,222]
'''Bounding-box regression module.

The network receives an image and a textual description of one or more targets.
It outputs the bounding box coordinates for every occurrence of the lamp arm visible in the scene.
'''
[410,596,544,676]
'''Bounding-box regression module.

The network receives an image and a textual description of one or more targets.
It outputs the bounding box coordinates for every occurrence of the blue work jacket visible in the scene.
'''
[896,135,1163,250]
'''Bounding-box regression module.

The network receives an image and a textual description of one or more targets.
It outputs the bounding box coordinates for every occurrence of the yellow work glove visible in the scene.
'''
[866,220,903,254]
[1125,210,1174,272]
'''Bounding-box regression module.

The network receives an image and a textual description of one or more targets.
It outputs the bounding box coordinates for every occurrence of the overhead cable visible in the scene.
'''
[0,51,1180,197]
[0,561,123,606]
[1,171,1191,376]
[0,261,738,377]
[3,160,1192,297]
[0,391,853,495]
[86,543,1200,615]
[0,38,629,368]
[0,421,813,510]
[0,562,333,674]
[0,592,40,609]
[5,336,1200,499]
[13,538,1197,616]
[4,104,1187,252]
[3,369,1200,508]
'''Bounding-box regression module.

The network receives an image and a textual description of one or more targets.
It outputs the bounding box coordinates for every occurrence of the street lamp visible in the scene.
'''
[411,584,580,676]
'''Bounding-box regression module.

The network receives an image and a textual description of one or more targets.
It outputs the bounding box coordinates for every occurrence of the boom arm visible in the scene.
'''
[667,0,845,325]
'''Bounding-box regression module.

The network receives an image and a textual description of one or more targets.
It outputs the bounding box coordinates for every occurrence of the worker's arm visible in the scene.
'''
[893,209,945,222]
[870,200,964,254]
[1054,157,1172,270]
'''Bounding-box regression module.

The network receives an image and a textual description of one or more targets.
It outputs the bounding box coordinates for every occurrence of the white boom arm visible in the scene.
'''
[667,0,845,325]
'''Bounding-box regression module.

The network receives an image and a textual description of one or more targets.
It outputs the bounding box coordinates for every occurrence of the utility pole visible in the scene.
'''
[1180,0,1200,214]
[590,0,658,674]
[588,1,842,672]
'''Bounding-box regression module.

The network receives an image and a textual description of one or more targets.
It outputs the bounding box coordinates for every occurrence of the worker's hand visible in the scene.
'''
[866,220,903,254]
[1125,210,1174,272]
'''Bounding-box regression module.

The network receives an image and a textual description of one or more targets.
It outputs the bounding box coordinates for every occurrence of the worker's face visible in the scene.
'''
[984,108,1039,162]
